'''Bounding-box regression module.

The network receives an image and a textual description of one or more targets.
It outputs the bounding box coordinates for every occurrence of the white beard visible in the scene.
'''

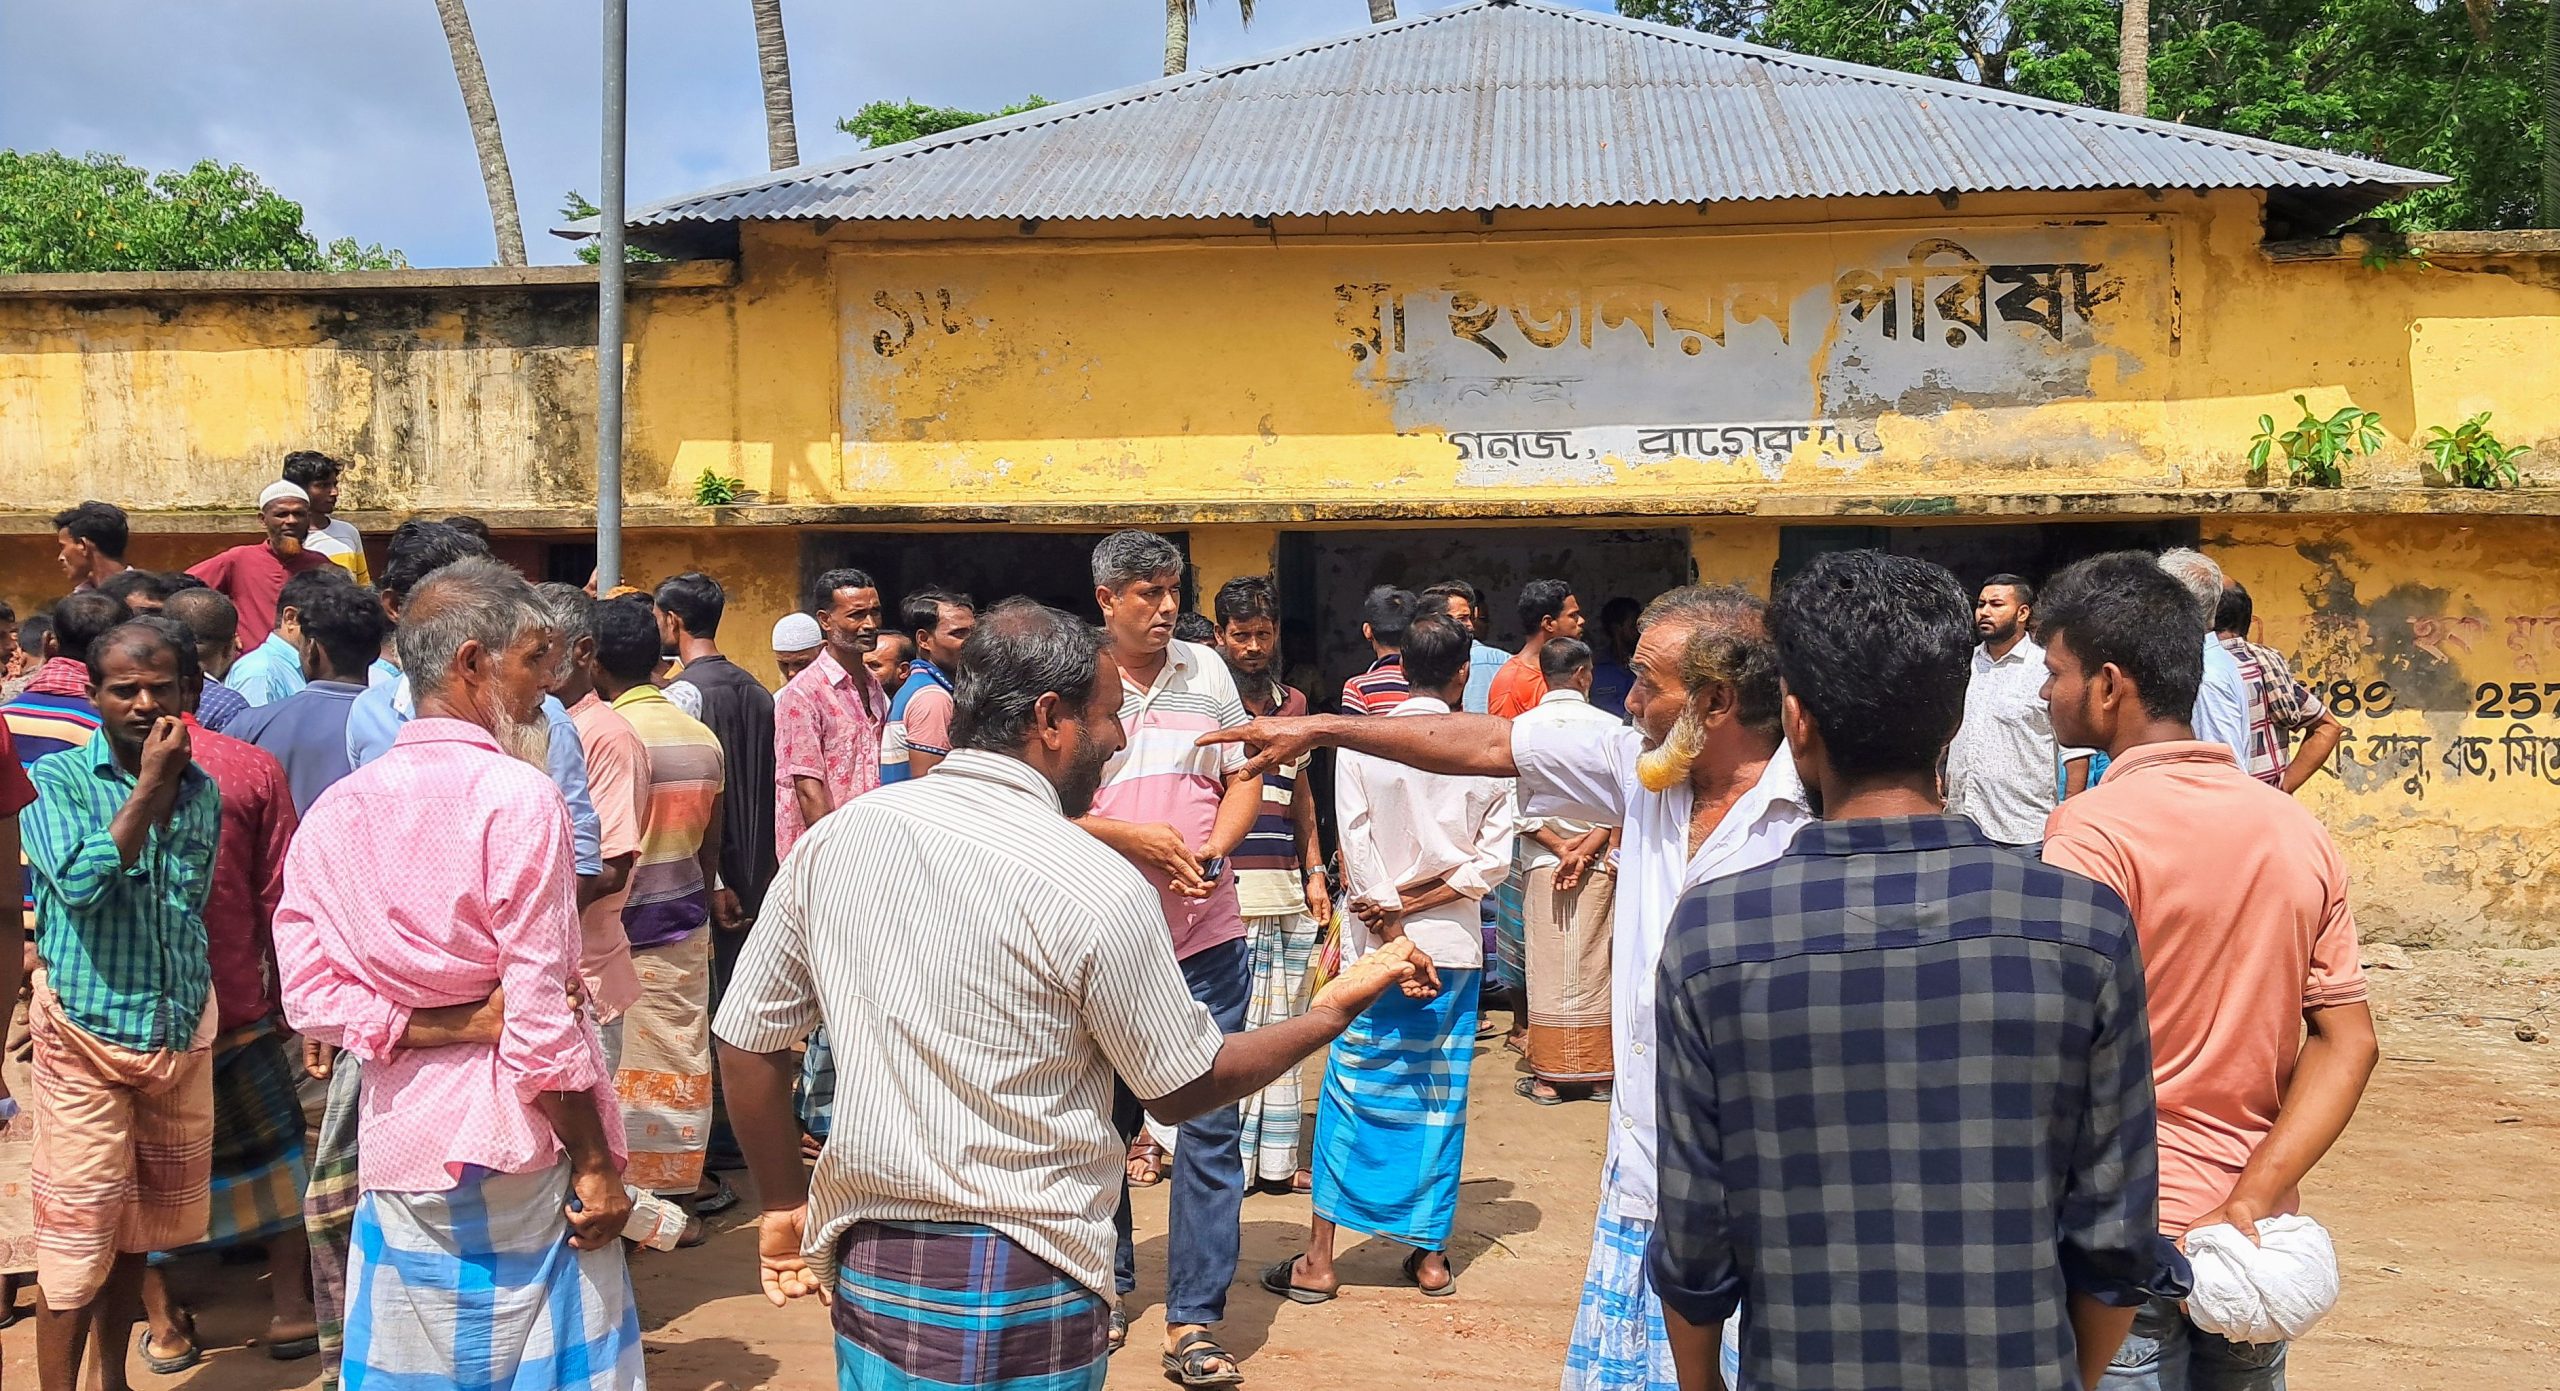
[497,707,551,769]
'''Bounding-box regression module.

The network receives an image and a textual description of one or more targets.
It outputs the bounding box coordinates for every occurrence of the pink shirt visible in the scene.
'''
[273,718,623,1193]
[1087,640,1252,960]
[570,694,646,1022]
[2042,741,2367,1236]
[773,648,885,859]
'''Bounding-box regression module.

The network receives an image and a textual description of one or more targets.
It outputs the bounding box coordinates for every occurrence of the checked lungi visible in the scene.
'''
[158,1019,308,1257]
[307,1056,363,1391]
[833,1221,1109,1391]
[1310,967,1480,1250]
[342,1160,643,1391]
[1237,911,1321,1184]
[613,926,715,1195]
[1562,1163,1744,1391]
[27,978,214,1309]
[1492,841,1532,992]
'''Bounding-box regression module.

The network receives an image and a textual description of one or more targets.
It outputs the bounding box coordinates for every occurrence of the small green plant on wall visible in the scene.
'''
[2422,412,2528,490]
[2249,395,2384,488]
[692,469,746,506]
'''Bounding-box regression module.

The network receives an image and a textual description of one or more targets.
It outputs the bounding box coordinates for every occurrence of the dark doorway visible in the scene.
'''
[1774,520,2203,594]
[1274,526,1694,710]
[798,530,1193,620]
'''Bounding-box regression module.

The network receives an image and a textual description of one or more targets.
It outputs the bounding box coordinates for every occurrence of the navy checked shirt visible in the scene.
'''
[1649,815,2188,1390]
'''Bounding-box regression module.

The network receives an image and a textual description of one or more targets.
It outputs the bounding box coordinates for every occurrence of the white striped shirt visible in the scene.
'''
[712,747,1225,1298]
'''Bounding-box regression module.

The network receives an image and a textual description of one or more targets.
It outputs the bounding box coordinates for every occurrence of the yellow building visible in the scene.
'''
[4,0,2558,945]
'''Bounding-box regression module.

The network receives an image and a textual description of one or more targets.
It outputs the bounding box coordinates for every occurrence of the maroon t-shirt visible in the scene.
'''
[187,543,336,647]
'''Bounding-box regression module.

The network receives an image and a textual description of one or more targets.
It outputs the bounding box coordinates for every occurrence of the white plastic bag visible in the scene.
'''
[2183,1213,2340,1345]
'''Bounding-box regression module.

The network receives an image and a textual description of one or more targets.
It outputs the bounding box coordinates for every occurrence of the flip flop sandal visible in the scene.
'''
[1514,1077,1572,1107]
[1125,1137,1167,1188]
[1402,1248,1458,1298]
[135,1326,204,1376]
[268,1333,322,1361]
[691,1173,741,1217]
[1259,1255,1337,1305]
[1162,1330,1246,1387]
[1108,1309,1128,1355]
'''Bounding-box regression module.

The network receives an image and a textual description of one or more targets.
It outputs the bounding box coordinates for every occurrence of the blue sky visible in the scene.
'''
[2,0,1614,267]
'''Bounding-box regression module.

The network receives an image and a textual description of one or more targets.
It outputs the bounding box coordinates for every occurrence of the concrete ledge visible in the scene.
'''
[0,261,736,299]
[12,485,2555,536]
[2264,229,2560,263]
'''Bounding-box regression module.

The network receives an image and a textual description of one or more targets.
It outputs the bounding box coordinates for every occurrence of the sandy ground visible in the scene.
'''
[1,946,2552,1390]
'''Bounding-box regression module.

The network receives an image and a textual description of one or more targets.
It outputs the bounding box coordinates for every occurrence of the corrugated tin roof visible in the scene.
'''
[621,0,2442,232]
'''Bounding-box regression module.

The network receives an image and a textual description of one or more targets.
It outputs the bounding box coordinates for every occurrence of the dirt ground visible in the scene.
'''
[2,946,2552,1390]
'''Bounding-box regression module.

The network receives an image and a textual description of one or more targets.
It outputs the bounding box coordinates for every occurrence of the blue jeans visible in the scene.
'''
[2098,1295,2287,1391]
[1115,937,1251,1328]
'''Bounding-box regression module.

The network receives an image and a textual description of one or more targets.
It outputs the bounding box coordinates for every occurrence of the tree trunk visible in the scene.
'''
[1164,0,1191,76]
[1369,0,1397,19]
[432,0,526,266]
[2117,0,2151,116]
[2544,0,2559,224]
[751,0,799,169]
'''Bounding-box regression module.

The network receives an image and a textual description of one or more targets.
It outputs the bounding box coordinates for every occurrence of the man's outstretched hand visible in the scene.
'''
[1198,717,1329,780]
[1313,936,1441,1016]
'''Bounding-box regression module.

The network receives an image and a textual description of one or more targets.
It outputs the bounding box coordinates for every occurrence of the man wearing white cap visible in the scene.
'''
[187,482,337,649]
[771,612,822,687]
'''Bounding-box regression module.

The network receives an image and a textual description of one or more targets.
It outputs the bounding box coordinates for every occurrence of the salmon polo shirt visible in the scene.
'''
[2041,740,2368,1236]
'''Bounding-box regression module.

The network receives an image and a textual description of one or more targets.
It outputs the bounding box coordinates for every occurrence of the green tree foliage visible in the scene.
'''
[836,96,1054,148]
[560,191,670,265]
[1617,0,2552,230]
[0,150,403,273]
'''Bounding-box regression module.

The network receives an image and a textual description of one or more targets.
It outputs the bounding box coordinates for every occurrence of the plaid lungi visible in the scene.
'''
[159,1020,308,1257]
[613,926,714,1194]
[1238,911,1321,1184]
[1310,967,1480,1250]
[343,1160,642,1391]
[27,980,214,1309]
[798,1026,837,1140]
[308,1056,363,1391]
[1563,1165,1743,1391]
[833,1221,1108,1391]
[1493,838,1533,991]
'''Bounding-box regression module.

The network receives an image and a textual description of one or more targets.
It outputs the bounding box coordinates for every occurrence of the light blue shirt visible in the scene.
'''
[346,676,604,876]
[226,632,307,707]
[2194,634,2251,770]
[1463,640,1507,715]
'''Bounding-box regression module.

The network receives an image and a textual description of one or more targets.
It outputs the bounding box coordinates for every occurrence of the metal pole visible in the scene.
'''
[595,0,629,591]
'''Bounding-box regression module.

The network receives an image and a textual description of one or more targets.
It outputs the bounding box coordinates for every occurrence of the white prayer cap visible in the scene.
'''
[257,480,310,510]
[771,612,823,654]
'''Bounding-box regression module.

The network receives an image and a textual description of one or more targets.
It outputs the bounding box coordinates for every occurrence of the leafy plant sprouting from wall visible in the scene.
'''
[692,469,746,506]
[2249,395,2385,488]
[2423,412,2529,490]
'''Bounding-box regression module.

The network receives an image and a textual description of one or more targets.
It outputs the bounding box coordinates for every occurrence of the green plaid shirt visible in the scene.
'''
[24,737,220,1052]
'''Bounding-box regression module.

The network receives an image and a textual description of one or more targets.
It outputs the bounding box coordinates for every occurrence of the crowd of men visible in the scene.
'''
[0,457,2374,1391]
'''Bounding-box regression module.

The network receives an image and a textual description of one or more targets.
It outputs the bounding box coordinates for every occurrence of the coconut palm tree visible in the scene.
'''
[431,0,526,265]
[751,0,800,169]
[2117,0,2149,116]
[1164,0,1254,77]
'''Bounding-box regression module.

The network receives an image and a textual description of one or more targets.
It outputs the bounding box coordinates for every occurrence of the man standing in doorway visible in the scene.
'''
[1421,581,1509,715]
[1076,530,1263,1386]
[186,482,335,651]
[53,502,134,596]
[1589,598,1642,718]
[1202,585,1811,1391]
[773,569,887,859]
[1510,638,1620,1103]
[1945,573,2070,847]
[660,572,778,927]
[1649,550,2185,1391]
[1270,612,1509,1302]
[1339,585,1418,716]
[1487,579,1585,719]
[1211,576,1330,1194]
[2038,553,2377,1391]
[282,452,371,587]
[880,588,974,785]
[22,620,221,1391]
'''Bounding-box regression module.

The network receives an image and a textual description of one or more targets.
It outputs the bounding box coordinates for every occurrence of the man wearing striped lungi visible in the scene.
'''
[715,599,1435,1391]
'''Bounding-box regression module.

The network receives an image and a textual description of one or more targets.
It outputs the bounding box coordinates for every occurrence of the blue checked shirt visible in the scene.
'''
[23,737,221,1052]
[1649,814,2188,1390]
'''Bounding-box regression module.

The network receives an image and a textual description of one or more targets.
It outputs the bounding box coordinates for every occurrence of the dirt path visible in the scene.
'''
[4,948,2551,1389]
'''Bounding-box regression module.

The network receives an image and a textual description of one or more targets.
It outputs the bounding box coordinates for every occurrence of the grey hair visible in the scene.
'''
[1090,529,1183,591]
[532,582,595,647]
[2155,548,2225,630]
[1636,585,1780,732]
[952,599,1111,753]
[398,557,551,702]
